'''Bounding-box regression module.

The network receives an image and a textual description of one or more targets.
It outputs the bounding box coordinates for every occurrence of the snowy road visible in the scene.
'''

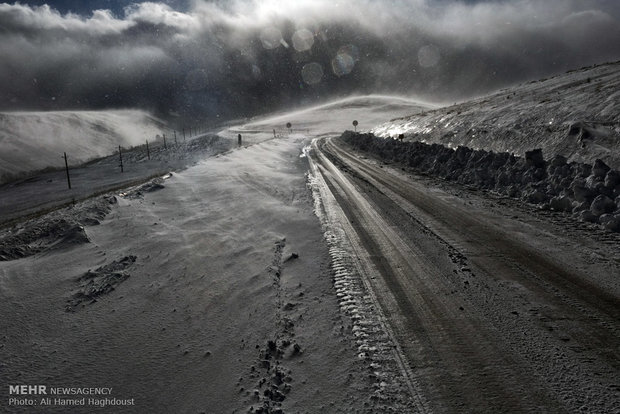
[2,92,619,413]
[1,95,437,414]
[309,136,620,413]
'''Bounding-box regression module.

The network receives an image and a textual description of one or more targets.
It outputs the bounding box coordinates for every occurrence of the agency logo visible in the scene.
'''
[8,385,47,395]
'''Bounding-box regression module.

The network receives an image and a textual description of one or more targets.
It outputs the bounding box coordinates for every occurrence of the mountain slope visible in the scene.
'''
[372,61,620,169]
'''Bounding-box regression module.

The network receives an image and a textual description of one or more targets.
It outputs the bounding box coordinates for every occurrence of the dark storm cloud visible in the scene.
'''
[1,0,619,122]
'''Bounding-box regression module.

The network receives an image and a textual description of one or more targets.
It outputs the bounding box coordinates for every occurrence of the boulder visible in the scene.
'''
[585,174,602,189]
[605,170,620,188]
[598,214,615,225]
[591,159,610,178]
[559,177,572,188]
[455,146,472,164]
[579,210,598,223]
[572,201,590,213]
[550,154,567,167]
[593,180,612,197]
[590,194,615,217]
[604,215,620,232]
[549,196,573,212]
[577,163,592,178]
[570,178,594,202]
[525,149,545,168]
[496,171,512,187]
[525,189,547,204]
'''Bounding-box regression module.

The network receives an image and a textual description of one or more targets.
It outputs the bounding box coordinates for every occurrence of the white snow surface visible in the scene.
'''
[219,94,433,144]
[0,110,165,182]
[0,138,371,412]
[372,61,620,168]
[0,96,435,413]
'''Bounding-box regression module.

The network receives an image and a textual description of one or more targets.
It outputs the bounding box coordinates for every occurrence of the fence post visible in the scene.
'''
[163,134,167,149]
[119,145,124,172]
[146,140,150,160]
[64,152,71,189]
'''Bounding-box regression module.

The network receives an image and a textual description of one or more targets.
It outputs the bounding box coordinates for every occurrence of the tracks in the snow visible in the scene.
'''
[309,136,620,413]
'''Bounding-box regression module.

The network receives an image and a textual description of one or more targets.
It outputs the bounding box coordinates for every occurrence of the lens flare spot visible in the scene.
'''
[332,53,354,76]
[418,45,440,68]
[292,29,314,52]
[301,62,323,85]
[340,44,360,61]
[260,27,283,49]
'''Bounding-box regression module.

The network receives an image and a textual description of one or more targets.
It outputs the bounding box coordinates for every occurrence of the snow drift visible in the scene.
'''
[219,95,432,144]
[0,110,165,183]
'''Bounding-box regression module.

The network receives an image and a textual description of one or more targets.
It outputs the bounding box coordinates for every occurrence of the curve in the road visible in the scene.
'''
[311,136,620,413]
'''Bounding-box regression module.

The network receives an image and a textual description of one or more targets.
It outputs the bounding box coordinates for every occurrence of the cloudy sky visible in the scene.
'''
[1,0,619,123]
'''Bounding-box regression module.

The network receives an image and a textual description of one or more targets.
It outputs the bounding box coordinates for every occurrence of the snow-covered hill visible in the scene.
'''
[372,61,620,169]
[219,95,433,143]
[0,110,166,183]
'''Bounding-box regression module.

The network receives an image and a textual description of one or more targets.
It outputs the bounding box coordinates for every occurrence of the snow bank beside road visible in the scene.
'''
[342,131,620,232]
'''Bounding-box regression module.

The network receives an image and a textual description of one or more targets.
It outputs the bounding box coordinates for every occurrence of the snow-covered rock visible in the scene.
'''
[603,215,620,232]
[549,196,573,212]
[579,210,598,223]
[341,130,620,232]
[590,195,616,217]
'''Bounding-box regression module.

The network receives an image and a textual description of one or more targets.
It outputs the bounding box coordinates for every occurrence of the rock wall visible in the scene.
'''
[341,131,620,233]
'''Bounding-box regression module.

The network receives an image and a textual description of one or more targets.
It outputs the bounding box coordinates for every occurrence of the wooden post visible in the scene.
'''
[174,130,178,145]
[238,133,242,147]
[182,128,186,141]
[146,140,150,160]
[63,152,71,189]
[119,145,124,172]
[163,134,167,149]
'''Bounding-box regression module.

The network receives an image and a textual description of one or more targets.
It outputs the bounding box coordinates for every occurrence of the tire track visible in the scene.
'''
[312,136,620,413]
